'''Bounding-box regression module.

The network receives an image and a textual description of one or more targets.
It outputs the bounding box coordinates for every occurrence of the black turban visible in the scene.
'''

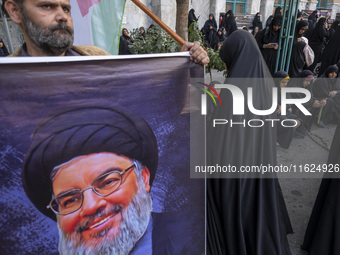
[22,100,158,221]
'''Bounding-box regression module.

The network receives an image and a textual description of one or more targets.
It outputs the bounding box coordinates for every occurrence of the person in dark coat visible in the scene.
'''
[265,15,274,28]
[207,30,292,255]
[274,71,305,147]
[329,20,340,38]
[289,41,307,78]
[274,6,282,16]
[290,70,331,130]
[221,10,238,36]
[252,26,259,37]
[303,10,319,41]
[302,122,340,255]
[119,28,133,55]
[313,65,340,123]
[188,8,199,29]
[308,17,330,73]
[318,24,340,77]
[252,12,263,31]
[308,10,318,26]
[202,13,217,47]
[288,20,310,77]
[293,20,309,43]
[255,15,283,76]
[0,37,9,56]
[213,28,226,50]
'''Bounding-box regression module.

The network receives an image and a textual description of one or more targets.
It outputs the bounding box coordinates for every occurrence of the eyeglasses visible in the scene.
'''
[47,162,136,215]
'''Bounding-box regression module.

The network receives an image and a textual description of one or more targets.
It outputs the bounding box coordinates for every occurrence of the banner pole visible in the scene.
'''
[131,0,185,46]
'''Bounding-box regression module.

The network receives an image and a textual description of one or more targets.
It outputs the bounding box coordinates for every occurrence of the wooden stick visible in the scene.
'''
[131,0,185,45]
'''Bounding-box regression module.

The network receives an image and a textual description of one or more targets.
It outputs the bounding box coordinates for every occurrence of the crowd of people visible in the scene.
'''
[197,10,237,50]
[193,7,340,149]
[206,26,340,255]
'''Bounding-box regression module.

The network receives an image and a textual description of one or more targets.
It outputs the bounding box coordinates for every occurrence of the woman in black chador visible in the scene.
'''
[202,13,217,47]
[318,24,340,77]
[313,65,340,123]
[302,122,340,255]
[288,20,309,77]
[207,30,292,255]
[220,10,238,36]
[303,11,318,41]
[290,70,331,130]
[274,71,305,148]
[308,17,329,73]
[255,15,282,76]
[252,12,263,31]
[188,8,199,29]
[329,20,340,38]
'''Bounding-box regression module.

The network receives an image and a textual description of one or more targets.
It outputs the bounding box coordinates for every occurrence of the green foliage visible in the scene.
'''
[188,21,204,44]
[129,26,180,54]
[188,21,226,76]
[205,47,226,75]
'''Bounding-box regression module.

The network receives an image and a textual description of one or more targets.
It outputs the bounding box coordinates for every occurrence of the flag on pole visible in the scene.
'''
[70,0,126,55]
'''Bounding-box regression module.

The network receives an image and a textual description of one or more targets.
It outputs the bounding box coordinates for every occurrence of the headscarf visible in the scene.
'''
[204,13,217,29]
[273,70,290,99]
[313,65,340,98]
[310,17,328,43]
[252,12,262,30]
[308,10,318,24]
[324,65,339,78]
[221,10,237,36]
[274,7,282,16]
[295,20,309,41]
[22,100,159,220]
[274,70,290,81]
[188,9,197,28]
[266,15,274,28]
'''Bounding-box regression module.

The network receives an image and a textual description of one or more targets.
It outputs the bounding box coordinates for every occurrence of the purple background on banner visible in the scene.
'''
[0,56,205,254]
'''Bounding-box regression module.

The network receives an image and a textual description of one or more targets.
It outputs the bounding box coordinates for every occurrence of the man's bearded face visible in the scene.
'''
[20,2,74,55]
[51,153,152,254]
[58,175,152,255]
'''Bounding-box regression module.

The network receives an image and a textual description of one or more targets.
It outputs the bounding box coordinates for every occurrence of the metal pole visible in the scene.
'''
[131,0,185,45]
[0,0,14,54]
[284,0,300,72]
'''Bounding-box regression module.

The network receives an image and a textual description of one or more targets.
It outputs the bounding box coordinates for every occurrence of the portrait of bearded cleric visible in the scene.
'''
[21,101,162,254]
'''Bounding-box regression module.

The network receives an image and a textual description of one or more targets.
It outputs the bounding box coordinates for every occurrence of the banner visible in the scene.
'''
[70,0,126,55]
[0,53,205,254]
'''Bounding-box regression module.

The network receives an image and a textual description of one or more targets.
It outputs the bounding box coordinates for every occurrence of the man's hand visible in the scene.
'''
[181,41,210,65]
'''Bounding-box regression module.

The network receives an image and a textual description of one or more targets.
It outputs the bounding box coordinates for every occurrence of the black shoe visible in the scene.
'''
[314,121,325,128]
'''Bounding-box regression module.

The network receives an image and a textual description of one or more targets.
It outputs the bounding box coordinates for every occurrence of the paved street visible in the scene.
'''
[205,69,337,255]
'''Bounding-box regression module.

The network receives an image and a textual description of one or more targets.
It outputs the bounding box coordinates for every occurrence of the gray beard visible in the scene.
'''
[57,176,153,255]
[21,6,74,56]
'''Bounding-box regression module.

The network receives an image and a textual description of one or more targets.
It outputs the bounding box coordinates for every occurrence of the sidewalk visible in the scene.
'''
[205,68,337,255]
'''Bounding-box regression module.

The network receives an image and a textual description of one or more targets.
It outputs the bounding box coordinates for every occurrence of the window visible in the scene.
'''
[317,0,328,9]
[226,0,247,14]
[273,0,289,15]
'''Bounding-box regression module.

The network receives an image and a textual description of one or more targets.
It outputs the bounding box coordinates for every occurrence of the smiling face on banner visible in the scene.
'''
[52,153,152,254]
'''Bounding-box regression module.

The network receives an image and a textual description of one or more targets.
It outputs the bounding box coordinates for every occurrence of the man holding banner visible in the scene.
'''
[3,0,209,64]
